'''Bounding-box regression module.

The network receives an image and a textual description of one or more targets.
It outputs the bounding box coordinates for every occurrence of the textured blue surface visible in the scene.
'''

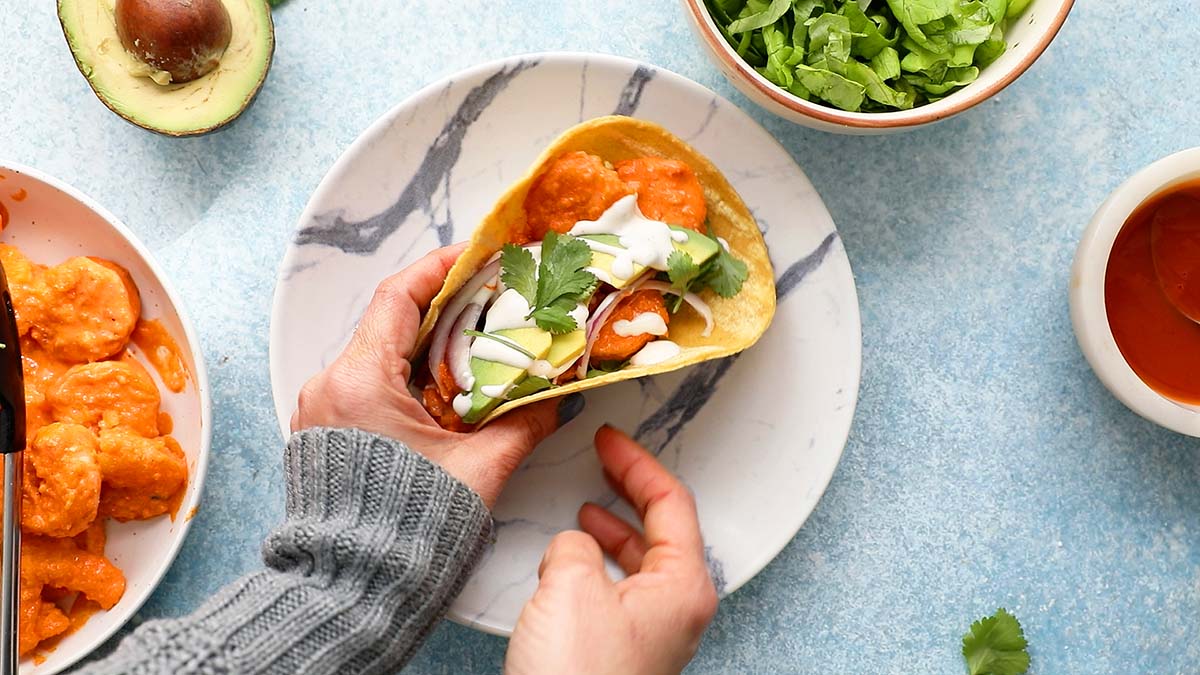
[5,1,1200,673]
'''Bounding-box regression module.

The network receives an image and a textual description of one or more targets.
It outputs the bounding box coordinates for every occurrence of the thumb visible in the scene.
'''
[538,530,606,580]
[477,393,585,459]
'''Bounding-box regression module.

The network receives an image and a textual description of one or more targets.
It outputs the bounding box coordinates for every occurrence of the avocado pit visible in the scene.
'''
[115,0,232,84]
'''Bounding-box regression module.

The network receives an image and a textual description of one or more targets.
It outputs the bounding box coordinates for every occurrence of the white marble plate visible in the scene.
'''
[269,53,861,635]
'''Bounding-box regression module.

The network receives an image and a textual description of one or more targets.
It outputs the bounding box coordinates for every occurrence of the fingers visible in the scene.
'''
[593,425,706,572]
[350,243,467,360]
[538,530,606,580]
[578,502,647,575]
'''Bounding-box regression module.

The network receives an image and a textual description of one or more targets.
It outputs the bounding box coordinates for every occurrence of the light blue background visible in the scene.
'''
[5,1,1199,673]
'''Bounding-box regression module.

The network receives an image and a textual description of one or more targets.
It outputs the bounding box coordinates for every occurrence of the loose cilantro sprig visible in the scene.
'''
[697,227,749,298]
[500,232,598,334]
[663,227,749,311]
[962,609,1030,675]
[666,250,701,312]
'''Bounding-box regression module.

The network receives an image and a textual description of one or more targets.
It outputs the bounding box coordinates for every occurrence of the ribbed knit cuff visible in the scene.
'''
[78,427,493,675]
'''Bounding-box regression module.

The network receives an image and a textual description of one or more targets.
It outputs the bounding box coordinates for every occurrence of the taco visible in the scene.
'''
[415,116,776,429]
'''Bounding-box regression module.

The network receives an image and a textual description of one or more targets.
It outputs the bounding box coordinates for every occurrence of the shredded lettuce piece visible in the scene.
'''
[702,0,1028,112]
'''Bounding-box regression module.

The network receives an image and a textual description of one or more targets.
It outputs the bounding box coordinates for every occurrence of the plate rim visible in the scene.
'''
[0,159,214,674]
[267,51,863,635]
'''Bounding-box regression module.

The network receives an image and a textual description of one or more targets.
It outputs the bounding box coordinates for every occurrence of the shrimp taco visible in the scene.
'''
[415,116,775,429]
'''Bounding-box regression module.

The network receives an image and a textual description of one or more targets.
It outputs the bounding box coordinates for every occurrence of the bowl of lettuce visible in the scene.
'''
[682,0,1073,133]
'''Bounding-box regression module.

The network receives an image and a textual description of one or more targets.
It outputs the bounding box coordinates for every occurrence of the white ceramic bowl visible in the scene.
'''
[1070,148,1200,438]
[0,163,212,673]
[681,0,1074,134]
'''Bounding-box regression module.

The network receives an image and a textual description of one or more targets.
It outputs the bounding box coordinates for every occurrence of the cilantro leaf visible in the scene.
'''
[962,609,1030,675]
[666,250,701,312]
[529,302,578,334]
[696,229,748,298]
[667,250,700,292]
[535,232,596,308]
[506,376,554,400]
[497,233,598,334]
[500,244,538,306]
[527,232,598,334]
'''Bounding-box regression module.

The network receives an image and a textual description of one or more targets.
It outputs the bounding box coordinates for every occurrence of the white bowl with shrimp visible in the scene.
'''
[0,162,211,674]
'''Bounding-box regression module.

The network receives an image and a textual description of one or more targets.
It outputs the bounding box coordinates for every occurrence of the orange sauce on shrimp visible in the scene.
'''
[0,245,192,656]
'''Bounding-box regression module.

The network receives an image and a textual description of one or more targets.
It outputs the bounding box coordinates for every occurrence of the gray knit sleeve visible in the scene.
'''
[77,427,494,675]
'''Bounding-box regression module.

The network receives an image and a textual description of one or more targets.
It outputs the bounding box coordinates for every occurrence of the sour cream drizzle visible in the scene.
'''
[571,195,679,281]
[613,312,668,338]
[471,289,538,369]
[629,340,680,366]
[452,393,472,417]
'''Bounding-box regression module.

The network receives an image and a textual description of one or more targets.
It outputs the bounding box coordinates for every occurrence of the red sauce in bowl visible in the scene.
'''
[1105,180,1200,404]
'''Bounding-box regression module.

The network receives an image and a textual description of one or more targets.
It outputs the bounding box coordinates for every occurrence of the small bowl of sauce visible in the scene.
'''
[1071,148,1200,436]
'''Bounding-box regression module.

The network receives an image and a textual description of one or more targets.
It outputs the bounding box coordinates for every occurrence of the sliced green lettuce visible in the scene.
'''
[702,0,1024,112]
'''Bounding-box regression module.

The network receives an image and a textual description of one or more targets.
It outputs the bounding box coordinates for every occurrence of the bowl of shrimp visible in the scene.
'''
[0,162,211,673]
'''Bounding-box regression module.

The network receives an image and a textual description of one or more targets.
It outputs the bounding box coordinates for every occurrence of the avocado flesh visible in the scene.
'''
[547,330,586,367]
[581,227,720,288]
[464,328,553,424]
[57,0,274,137]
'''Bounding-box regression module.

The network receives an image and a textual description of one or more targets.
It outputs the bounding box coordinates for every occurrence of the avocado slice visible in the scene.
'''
[463,328,553,424]
[546,330,586,367]
[581,227,721,288]
[57,0,275,137]
[670,226,721,268]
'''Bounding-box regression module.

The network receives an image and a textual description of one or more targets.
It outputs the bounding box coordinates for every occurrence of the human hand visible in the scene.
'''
[291,244,586,507]
[505,426,718,675]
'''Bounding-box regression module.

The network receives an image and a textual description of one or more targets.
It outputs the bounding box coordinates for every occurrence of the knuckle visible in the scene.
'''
[692,579,719,625]
[547,530,592,553]
[372,275,408,305]
[297,379,321,416]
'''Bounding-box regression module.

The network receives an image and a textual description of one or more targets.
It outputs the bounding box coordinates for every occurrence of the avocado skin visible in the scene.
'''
[57,0,275,138]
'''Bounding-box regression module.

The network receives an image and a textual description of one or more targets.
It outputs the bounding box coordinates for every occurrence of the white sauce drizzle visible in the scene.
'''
[671,230,690,243]
[480,383,512,399]
[452,393,472,417]
[629,340,681,366]
[571,195,678,278]
[613,312,668,338]
[717,236,731,252]
[527,359,572,379]
[469,288,539,369]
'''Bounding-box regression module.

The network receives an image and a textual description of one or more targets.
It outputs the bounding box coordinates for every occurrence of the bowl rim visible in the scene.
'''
[680,0,1075,129]
[1069,147,1200,438]
[0,160,214,673]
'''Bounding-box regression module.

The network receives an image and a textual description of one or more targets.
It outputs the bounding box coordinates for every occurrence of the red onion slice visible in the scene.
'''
[447,303,484,390]
[575,274,653,380]
[638,281,714,337]
[428,259,500,396]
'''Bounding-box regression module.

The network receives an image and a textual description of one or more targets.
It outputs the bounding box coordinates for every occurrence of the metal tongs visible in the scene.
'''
[0,265,24,673]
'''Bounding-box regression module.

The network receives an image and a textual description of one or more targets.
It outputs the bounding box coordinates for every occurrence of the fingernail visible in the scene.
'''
[557,393,585,427]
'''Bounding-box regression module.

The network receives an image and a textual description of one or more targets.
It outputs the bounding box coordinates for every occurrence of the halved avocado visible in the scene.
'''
[57,0,274,137]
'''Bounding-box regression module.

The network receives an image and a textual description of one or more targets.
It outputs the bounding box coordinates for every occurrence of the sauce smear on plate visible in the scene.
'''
[1105,180,1200,404]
